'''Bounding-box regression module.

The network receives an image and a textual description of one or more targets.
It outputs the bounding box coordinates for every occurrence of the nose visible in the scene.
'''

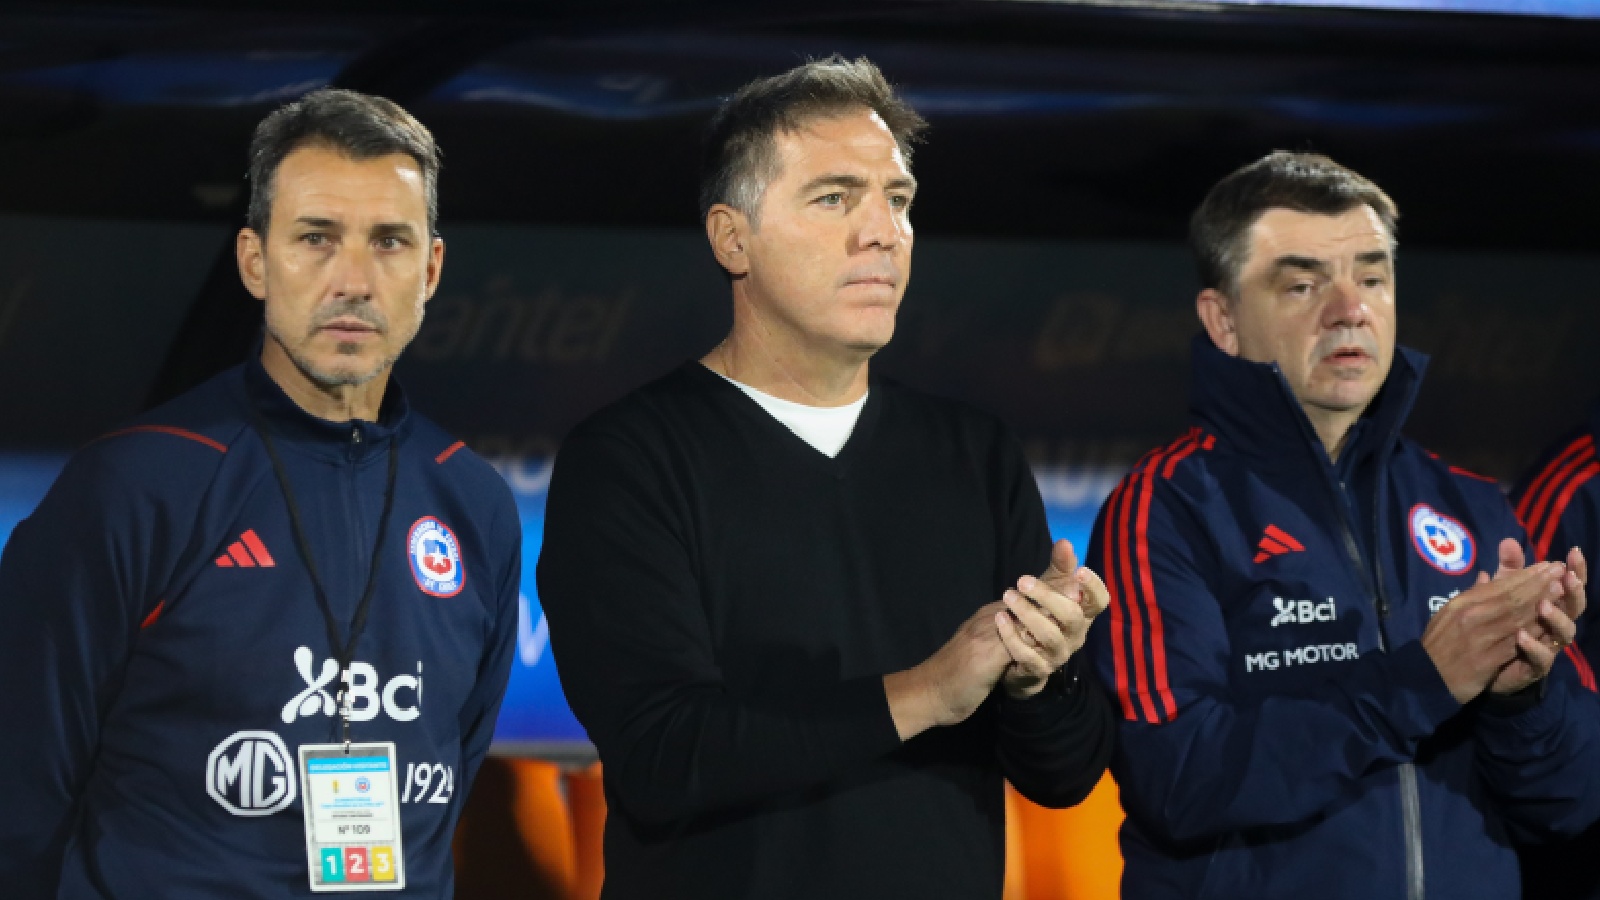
[854,192,905,253]
[329,241,376,302]
[1321,276,1369,331]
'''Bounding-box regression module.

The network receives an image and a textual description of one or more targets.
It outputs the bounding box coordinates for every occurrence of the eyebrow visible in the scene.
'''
[371,222,419,238]
[292,217,419,237]
[1355,249,1393,266]
[797,173,918,195]
[1269,255,1331,277]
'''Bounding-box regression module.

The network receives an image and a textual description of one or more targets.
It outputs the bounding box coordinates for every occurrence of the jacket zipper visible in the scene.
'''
[1282,368,1424,900]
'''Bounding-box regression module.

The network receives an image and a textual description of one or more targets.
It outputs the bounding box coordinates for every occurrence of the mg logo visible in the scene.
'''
[207,730,297,816]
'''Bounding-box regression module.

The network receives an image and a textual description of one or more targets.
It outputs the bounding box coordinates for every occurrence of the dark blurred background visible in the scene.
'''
[6,2,1600,897]
[7,0,1600,742]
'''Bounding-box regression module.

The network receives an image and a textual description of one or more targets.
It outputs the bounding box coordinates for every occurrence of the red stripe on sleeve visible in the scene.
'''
[91,425,228,454]
[1135,447,1179,721]
[1447,466,1497,484]
[435,441,466,464]
[1161,432,1200,479]
[1116,466,1160,723]
[1102,481,1137,720]
[1534,462,1600,562]
[1565,645,1598,693]
[140,599,166,629]
[1516,436,1593,528]
[1125,448,1180,723]
[1522,443,1596,549]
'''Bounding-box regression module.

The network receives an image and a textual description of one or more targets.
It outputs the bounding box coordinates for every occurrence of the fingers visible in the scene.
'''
[1562,547,1588,621]
[1537,599,1578,650]
[1008,577,1090,661]
[1471,563,1564,628]
[1077,567,1111,618]
[1515,628,1559,680]
[995,609,1054,679]
[1003,587,1071,660]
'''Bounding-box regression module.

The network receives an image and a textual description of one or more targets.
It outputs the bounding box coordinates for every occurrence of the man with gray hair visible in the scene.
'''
[1085,151,1600,898]
[538,56,1113,898]
[0,89,521,898]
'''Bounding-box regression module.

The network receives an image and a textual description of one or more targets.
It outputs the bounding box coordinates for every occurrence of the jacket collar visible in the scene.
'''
[242,342,410,462]
[1187,332,1428,470]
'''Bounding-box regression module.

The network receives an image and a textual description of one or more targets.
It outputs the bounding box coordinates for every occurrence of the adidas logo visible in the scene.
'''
[216,529,276,568]
[1253,525,1304,564]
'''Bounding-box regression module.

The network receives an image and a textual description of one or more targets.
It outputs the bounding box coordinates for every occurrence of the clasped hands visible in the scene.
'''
[885,540,1109,741]
[1421,537,1587,705]
[994,540,1111,699]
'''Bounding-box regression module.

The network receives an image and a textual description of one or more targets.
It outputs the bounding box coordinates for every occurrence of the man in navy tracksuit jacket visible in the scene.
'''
[1087,151,1600,899]
[0,91,519,898]
[1510,408,1600,898]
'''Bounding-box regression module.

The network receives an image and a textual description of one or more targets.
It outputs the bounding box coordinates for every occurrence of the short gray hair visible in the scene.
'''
[698,56,927,224]
[1191,151,1399,295]
[247,88,441,236]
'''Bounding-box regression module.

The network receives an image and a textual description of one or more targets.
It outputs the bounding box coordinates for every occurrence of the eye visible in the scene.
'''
[1361,275,1386,289]
[376,235,408,251]
[816,192,845,207]
[1287,281,1315,297]
[301,232,329,247]
[889,193,912,210]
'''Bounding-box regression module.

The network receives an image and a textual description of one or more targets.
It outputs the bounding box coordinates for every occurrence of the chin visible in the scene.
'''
[842,328,894,355]
[297,350,388,389]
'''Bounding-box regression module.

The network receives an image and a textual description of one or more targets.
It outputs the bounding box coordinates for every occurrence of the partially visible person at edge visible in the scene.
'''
[0,89,521,898]
[1510,402,1600,900]
[537,56,1114,899]
[1085,150,1600,899]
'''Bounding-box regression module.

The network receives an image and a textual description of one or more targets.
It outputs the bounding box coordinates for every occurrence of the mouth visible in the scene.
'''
[318,317,381,340]
[1323,347,1372,366]
[844,273,898,289]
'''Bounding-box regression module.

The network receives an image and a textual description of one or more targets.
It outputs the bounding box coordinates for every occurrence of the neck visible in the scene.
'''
[702,287,871,407]
[260,337,389,423]
[1305,404,1362,464]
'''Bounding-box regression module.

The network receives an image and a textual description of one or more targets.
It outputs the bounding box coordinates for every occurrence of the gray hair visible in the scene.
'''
[1190,150,1399,295]
[698,56,926,225]
[247,88,441,236]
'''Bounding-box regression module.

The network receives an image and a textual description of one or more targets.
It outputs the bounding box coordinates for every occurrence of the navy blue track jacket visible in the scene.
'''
[0,355,521,899]
[1086,335,1600,900]
[1513,403,1600,687]
[1511,404,1600,899]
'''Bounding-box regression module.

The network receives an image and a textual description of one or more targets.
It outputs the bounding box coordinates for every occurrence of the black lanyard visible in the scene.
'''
[250,412,400,751]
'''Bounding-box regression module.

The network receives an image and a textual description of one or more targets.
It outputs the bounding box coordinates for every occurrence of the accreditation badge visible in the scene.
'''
[298,743,406,891]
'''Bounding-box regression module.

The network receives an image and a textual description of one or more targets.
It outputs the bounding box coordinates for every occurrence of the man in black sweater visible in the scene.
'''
[537,56,1115,898]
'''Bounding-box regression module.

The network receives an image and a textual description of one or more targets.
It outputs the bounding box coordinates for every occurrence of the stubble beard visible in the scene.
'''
[265,291,426,389]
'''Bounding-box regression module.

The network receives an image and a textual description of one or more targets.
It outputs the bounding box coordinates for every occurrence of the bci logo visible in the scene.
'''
[280,646,423,725]
[207,730,296,816]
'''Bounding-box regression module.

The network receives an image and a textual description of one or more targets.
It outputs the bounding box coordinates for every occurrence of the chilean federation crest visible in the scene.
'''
[1409,503,1476,575]
[408,516,465,597]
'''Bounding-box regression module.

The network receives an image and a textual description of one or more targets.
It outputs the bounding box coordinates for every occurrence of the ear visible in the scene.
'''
[423,236,445,303]
[705,204,750,278]
[236,228,268,301]
[1196,287,1239,356]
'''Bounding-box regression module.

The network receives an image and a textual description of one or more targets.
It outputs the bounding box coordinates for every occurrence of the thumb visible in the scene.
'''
[1040,539,1079,594]
[1497,537,1525,577]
